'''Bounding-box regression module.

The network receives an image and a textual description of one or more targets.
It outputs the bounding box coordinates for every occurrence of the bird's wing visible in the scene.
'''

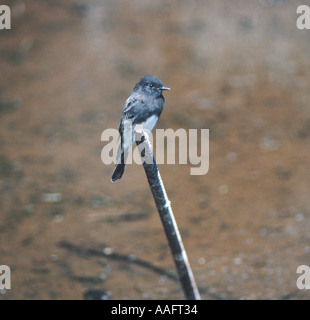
[118,94,142,136]
[118,94,146,160]
[123,93,145,115]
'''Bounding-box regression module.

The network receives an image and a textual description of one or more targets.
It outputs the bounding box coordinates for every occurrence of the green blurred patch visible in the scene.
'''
[0,156,14,177]
[0,156,23,179]
[90,196,114,208]
[0,97,20,113]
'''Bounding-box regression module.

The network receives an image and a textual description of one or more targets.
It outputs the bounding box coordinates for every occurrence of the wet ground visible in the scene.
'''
[1,0,310,300]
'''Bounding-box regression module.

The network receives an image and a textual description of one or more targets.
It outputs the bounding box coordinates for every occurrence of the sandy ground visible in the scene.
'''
[0,0,310,300]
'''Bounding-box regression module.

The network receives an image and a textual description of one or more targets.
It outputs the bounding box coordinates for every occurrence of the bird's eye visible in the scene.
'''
[149,84,153,87]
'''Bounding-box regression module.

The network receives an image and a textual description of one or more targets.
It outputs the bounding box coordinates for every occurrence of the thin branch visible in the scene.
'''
[135,125,201,300]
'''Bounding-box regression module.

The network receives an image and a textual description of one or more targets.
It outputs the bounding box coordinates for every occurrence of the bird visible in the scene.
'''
[111,75,170,182]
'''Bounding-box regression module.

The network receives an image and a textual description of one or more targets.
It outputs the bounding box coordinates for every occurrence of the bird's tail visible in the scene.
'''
[111,127,134,182]
[111,142,128,182]
[111,163,126,182]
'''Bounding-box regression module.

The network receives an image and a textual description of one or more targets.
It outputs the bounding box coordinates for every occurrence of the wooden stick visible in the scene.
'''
[135,125,201,300]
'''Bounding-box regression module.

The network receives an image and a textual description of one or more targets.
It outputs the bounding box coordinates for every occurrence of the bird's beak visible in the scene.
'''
[161,86,171,91]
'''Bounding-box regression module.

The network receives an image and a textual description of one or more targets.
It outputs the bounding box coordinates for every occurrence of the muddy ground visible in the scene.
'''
[0,0,310,300]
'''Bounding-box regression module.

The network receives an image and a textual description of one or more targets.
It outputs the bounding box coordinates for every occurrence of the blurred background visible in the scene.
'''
[1,0,310,300]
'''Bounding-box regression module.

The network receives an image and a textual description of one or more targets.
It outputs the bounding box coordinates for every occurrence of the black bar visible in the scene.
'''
[135,126,201,300]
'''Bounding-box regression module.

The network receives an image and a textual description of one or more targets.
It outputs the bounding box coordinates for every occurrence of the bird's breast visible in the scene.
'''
[141,114,159,132]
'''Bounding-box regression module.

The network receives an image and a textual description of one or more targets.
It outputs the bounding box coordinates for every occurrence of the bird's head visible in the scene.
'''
[134,75,170,97]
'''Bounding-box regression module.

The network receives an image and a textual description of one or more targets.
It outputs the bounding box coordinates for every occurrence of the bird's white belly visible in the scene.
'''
[141,115,158,132]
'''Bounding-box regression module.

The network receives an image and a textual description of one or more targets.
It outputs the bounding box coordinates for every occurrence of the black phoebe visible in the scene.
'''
[111,75,170,182]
